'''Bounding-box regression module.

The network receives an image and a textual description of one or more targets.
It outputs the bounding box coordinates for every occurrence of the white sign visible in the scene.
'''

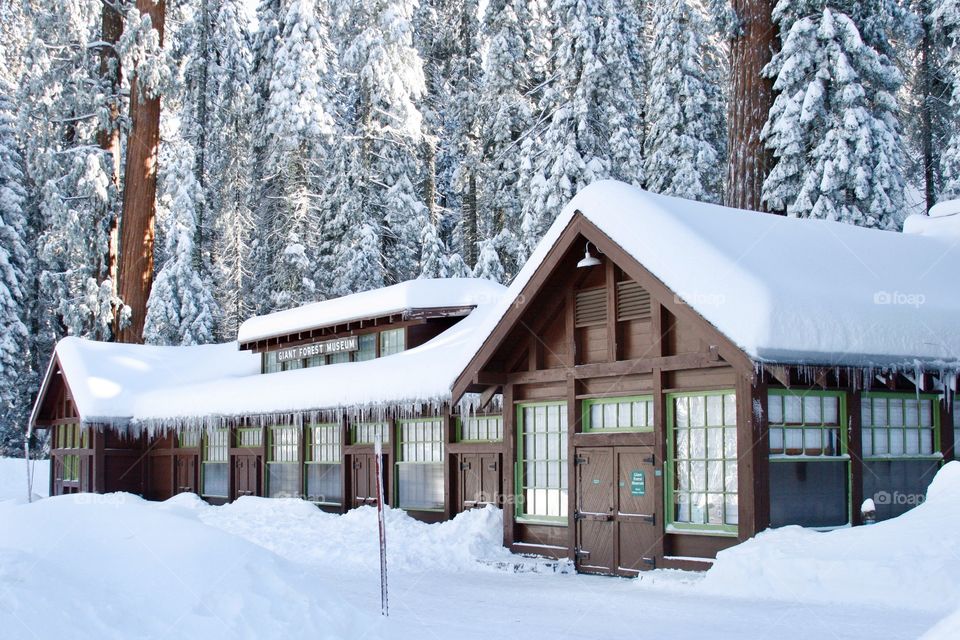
[275,335,359,362]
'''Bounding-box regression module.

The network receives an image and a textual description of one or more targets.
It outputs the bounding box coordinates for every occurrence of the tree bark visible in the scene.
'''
[117,0,166,343]
[97,1,123,304]
[725,0,778,213]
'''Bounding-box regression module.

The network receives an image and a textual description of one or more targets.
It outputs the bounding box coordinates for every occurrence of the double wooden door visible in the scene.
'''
[457,452,501,511]
[175,454,197,494]
[575,446,661,575]
[232,453,261,499]
[351,453,389,508]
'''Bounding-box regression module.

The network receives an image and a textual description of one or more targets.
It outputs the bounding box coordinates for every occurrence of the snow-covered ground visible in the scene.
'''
[0,456,48,502]
[1,456,956,639]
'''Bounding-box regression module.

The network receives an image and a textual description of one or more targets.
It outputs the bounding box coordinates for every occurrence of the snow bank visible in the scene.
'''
[700,461,960,614]
[903,201,960,239]
[0,493,374,639]
[199,498,513,573]
[238,277,507,343]
[0,456,48,502]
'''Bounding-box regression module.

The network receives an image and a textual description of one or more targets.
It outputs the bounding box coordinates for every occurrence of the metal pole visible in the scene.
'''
[374,439,388,616]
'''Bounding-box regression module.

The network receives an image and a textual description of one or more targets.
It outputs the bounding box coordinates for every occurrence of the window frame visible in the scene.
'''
[379,328,405,357]
[456,414,504,442]
[266,425,301,498]
[351,421,389,445]
[767,388,851,528]
[861,392,941,461]
[665,390,739,536]
[582,395,654,433]
[56,423,87,484]
[201,428,229,498]
[394,417,445,512]
[304,423,342,506]
[515,401,568,525]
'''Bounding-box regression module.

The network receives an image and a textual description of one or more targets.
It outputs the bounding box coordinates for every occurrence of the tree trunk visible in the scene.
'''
[117,0,166,343]
[464,173,477,268]
[193,0,209,271]
[725,0,777,213]
[97,1,123,305]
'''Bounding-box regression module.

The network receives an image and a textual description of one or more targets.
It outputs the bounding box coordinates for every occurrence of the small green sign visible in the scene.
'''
[630,470,645,496]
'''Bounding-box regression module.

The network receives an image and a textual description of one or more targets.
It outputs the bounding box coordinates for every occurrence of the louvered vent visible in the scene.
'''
[575,287,607,327]
[616,280,651,321]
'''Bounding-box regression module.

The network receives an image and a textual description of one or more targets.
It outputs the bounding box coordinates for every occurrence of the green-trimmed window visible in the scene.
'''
[583,396,653,432]
[178,430,200,448]
[306,355,326,368]
[262,351,281,373]
[356,333,377,361]
[517,403,568,522]
[202,429,229,498]
[396,418,444,510]
[282,358,303,372]
[459,415,503,441]
[380,328,405,357]
[668,392,738,533]
[267,426,300,498]
[305,424,342,505]
[768,390,848,528]
[237,427,263,448]
[862,393,940,521]
[953,399,959,458]
[352,421,388,444]
[57,423,87,483]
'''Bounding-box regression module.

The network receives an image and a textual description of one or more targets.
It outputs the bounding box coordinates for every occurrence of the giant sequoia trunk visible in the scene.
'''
[117,0,166,343]
[725,0,777,213]
[97,2,123,299]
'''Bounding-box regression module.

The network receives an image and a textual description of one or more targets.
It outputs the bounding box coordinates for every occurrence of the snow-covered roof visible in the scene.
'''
[462,181,960,371]
[42,279,510,428]
[48,338,261,425]
[237,278,504,344]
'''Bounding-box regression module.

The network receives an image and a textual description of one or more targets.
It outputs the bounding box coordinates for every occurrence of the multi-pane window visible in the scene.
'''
[459,415,503,441]
[327,352,350,365]
[583,396,654,432]
[356,333,377,361]
[306,355,326,368]
[57,423,87,483]
[178,430,200,448]
[282,358,303,372]
[352,422,388,444]
[267,426,300,498]
[862,393,940,521]
[262,351,281,373]
[670,392,738,531]
[305,424,342,505]
[768,390,848,528]
[202,429,229,498]
[518,403,568,521]
[237,428,263,448]
[955,400,960,458]
[396,419,444,510]
[380,328,405,357]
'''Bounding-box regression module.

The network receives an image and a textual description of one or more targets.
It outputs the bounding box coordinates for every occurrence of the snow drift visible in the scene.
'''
[701,461,960,614]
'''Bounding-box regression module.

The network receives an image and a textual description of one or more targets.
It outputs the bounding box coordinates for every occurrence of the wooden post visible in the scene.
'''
[848,390,864,526]
[116,0,166,342]
[502,383,515,548]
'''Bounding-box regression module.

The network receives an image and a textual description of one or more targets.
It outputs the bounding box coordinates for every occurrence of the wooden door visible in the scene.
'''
[615,447,660,574]
[575,446,660,575]
[232,454,261,499]
[351,453,388,509]
[575,447,616,574]
[458,452,503,511]
[175,454,197,493]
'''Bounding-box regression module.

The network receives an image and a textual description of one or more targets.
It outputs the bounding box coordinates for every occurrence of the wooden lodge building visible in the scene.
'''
[30,181,960,575]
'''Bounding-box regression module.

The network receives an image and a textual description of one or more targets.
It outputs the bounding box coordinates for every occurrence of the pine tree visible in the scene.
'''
[144,144,219,346]
[644,0,725,203]
[250,0,334,312]
[0,73,32,455]
[418,220,449,279]
[336,0,428,286]
[763,3,908,228]
[519,0,646,255]
[936,0,960,199]
[472,236,506,283]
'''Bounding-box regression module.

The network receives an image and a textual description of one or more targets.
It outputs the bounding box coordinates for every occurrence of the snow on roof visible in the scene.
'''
[50,337,261,425]
[46,279,509,428]
[464,181,960,371]
[237,278,505,344]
